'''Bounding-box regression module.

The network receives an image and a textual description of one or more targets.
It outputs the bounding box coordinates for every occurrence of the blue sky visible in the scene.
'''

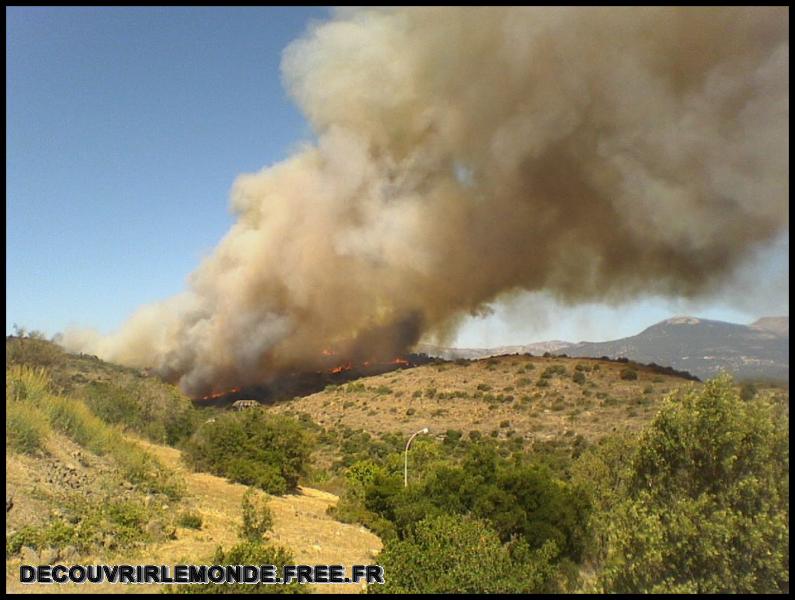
[6,7,789,347]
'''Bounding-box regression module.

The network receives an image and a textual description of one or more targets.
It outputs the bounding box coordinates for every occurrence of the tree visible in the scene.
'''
[370,514,560,594]
[594,376,789,593]
[182,410,313,494]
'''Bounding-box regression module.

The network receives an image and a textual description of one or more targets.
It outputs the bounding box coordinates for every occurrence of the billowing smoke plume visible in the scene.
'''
[63,7,789,396]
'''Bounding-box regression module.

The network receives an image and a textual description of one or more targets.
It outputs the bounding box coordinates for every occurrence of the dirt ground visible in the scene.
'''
[6,436,382,595]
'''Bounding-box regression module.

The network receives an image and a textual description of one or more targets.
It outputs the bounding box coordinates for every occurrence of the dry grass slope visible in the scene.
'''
[6,435,381,594]
[268,355,704,442]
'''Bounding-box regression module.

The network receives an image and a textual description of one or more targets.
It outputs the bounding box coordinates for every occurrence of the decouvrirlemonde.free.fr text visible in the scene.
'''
[21,564,385,585]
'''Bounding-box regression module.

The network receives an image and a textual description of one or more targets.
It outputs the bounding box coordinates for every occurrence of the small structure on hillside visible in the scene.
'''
[231,399,259,411]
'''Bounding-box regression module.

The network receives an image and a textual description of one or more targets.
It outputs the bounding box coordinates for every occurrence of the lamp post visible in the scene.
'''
[404,427,429,487]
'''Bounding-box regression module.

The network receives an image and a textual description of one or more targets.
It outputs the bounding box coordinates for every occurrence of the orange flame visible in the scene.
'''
[325,356,413,374]
[200,386,242,401]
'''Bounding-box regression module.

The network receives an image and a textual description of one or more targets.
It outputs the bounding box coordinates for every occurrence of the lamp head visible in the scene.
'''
[420,427,429,434]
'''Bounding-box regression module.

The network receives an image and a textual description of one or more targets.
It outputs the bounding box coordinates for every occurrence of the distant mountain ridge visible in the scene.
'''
[414,340,572,361]
[750,316,789,337]
[418,316,789,382]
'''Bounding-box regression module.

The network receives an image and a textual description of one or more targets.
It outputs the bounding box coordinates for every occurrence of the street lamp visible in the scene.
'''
[404,427,429,487]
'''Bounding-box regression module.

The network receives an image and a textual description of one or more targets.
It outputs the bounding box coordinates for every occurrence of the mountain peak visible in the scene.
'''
[750,316,789,336]
[661,316,701,325]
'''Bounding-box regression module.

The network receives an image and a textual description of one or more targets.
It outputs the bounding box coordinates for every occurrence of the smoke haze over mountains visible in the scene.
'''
[62,7,789,396]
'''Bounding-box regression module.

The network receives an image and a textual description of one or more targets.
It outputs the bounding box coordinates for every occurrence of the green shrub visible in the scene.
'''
[444,429,463,444]
[177,511,203,530]
[619,368,638,381]
[541,365,567,379]
[182,410,313,495]
[6,402,49,455]
[372,514,560,593]
[240,490,273,542]
[572,371,586,385]
[79,377,199,446]
[592,376,789,593]
[6,337,65,371]
[739,382,758,401]
[7,496,156,556]
[174,541,303,594]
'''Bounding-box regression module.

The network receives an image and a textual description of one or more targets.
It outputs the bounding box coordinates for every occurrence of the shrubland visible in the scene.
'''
[181,409,314,494]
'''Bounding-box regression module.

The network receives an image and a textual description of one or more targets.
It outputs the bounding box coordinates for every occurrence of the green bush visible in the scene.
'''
[6,497,155,555]
[739,382,758,401]
[6,401,49,455]
[590,376,789,593]
[619,368,638,381]
[363,444,589,563]
[177,511,204,530]
[444,429,463,444]
[174,541,304,594]
[182,410,313,495]
[572,371,586,385]
[541,364,567,379]
[6,337,65,371]
[81,379,199,446]
[240,490,273,542]
[372,514,560,593]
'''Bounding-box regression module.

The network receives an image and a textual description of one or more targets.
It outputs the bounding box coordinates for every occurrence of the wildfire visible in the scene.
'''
[322,351,414,375]
[200,386,242,401]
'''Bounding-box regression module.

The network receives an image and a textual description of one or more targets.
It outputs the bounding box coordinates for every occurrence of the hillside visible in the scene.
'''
[6,336,789,593]
[268,354,705,445]
[565,316,789,382]
[751,316,789,337]
[418,316,789,382]
[6,432,379,594]
[5,337,380,593]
